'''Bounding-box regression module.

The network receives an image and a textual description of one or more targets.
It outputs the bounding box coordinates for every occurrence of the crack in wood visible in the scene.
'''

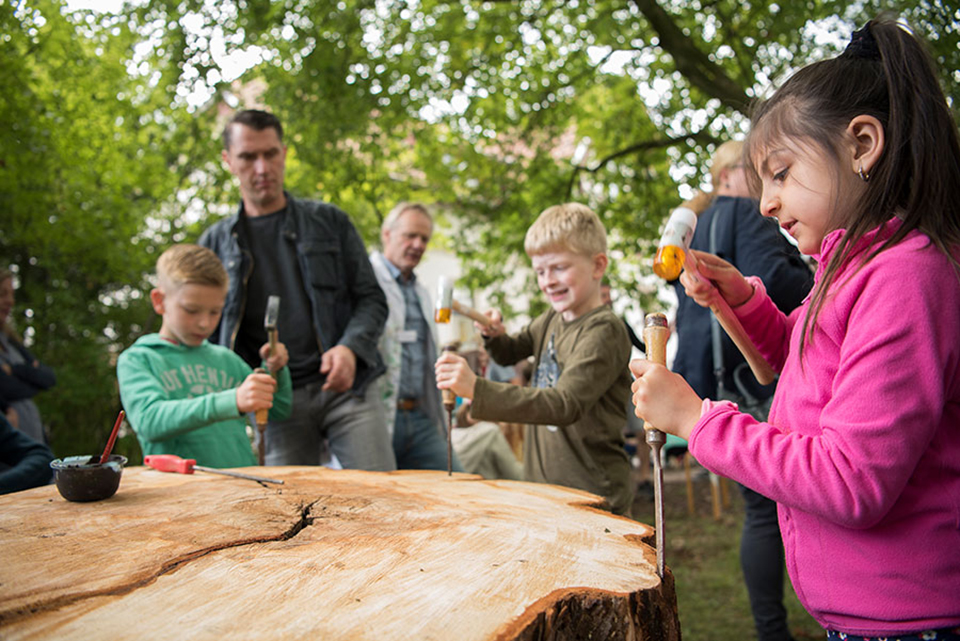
[2,471,677,639]
[0,499,320,626]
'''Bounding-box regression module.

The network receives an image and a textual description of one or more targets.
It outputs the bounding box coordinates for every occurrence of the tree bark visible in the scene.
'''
[0,467,680,640]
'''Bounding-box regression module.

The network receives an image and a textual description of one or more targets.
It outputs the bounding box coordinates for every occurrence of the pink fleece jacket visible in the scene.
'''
[689,218,960,636]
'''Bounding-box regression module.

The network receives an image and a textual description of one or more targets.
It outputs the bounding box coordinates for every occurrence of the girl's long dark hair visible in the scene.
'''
[745,16,960,358]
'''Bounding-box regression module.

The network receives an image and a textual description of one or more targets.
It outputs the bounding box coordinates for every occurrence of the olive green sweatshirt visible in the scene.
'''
[471,305,633,515]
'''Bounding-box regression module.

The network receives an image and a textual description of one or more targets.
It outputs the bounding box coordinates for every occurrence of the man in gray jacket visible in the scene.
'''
[369,203,462,471]
[199,109,395,470]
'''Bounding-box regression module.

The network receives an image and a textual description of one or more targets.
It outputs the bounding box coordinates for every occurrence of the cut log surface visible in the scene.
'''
[0,467,680,641]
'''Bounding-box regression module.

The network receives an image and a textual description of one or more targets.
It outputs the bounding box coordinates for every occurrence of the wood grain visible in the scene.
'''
[1,467,680,640]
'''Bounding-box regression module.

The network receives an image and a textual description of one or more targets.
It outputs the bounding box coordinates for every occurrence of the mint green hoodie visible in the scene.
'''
[117,334,292,468]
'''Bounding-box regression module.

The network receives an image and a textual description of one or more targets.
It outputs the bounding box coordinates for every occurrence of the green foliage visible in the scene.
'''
[3,0,956,459]
[113,0,960,309]
[1,0,217,459]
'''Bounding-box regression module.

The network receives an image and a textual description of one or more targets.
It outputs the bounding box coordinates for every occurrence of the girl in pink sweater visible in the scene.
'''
[631,17,960,640]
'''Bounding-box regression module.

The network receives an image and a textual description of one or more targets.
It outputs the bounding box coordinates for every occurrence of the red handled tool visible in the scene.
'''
[144,454,284,485]
[95,410,125,464]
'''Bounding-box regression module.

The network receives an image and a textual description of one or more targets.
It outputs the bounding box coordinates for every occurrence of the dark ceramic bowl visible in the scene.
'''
[50,455,127,502]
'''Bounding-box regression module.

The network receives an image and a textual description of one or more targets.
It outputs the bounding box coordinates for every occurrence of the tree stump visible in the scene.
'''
[0,467,680,640]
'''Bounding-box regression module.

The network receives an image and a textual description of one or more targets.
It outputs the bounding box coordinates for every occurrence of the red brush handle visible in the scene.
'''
[99,410,125,464]
[144,454,196,474]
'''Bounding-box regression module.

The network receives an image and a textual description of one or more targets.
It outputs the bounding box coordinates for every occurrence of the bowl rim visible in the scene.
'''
[50,454,129,470]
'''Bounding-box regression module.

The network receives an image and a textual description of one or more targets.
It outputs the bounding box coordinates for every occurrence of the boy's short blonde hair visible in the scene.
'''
[156,244,228,290]
[523,203,607,258]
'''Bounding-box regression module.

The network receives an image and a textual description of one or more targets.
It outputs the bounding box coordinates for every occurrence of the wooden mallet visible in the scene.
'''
[653,208,775,385]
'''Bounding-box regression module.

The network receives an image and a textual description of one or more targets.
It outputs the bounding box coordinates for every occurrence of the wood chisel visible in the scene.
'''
[643,312,670,578]
[145,454,284,484]
[255,295,280,466]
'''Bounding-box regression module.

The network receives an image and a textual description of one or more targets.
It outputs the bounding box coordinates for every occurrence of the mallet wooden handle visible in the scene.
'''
[708,296,776,386]
[267,327,278,357]
[684,256,775,386]
[451,300,494,328]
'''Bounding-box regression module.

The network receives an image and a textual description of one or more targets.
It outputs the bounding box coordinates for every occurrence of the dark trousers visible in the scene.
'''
[739,484,792,641]
[392,406,464,472]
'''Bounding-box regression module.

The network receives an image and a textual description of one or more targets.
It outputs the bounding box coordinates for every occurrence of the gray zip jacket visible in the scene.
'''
[198,193,388,394]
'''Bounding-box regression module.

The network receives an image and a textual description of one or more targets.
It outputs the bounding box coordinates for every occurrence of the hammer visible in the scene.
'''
[653,208,775,385]
[434,274,494,330]
[255,295,280,466]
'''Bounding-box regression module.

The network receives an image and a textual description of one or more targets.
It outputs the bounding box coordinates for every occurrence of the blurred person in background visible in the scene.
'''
[0,267,56,445]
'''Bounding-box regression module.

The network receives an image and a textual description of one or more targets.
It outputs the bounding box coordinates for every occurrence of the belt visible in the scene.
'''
[397,398,419,411]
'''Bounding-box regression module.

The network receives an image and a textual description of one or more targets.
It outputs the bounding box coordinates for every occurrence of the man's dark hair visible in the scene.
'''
[222,109,284,150]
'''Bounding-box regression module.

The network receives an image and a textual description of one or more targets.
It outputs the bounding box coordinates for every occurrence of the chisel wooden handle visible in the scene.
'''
[642,315,670,420]
[253,367,271,426]
[253,367,270,466]
[642,312,669,579]
[441,345,457,411]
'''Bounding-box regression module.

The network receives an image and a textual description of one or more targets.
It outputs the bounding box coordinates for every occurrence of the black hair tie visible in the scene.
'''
[842,21,881,60]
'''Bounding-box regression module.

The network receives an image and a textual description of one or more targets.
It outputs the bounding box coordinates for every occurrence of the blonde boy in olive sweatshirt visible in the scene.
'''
[436,204,633,515]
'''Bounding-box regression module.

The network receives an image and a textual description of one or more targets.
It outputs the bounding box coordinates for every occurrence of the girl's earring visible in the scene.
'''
[858,164,870,182]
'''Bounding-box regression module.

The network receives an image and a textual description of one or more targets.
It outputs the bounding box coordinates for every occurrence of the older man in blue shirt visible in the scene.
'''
[370,203,464,471]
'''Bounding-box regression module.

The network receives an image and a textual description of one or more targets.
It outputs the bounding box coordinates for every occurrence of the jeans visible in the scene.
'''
[392,406,464,472]
[740,484,792,641]
[264,381,396,471]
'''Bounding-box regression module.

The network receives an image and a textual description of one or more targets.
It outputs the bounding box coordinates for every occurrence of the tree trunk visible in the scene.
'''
[0,467,680,640]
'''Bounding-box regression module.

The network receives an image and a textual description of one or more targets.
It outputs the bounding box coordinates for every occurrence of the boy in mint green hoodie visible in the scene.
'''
[118,244,292,468]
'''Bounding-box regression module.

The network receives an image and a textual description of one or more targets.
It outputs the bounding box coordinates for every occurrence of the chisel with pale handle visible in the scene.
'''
[255,295,280,466]
[643,312,669,578]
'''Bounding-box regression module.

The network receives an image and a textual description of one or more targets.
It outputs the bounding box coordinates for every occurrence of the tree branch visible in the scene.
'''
[565,130,718,198]
[629,0,751,114]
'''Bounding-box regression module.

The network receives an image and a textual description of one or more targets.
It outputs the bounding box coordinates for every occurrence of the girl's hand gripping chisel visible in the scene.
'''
[642,312,670,578]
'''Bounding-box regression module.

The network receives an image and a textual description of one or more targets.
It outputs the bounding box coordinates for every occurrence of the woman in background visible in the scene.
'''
[0,268,56,444]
